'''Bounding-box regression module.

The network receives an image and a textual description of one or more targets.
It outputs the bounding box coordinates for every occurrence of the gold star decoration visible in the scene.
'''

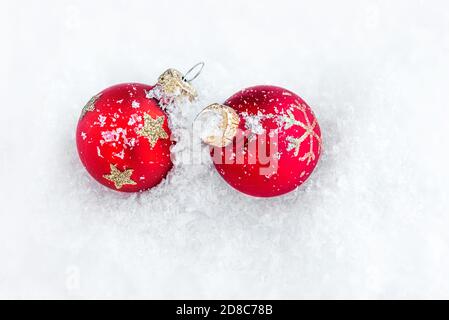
[136,113,169,148]
[283,103,322,164]
[81,93,102,118]
[103,164,137,189]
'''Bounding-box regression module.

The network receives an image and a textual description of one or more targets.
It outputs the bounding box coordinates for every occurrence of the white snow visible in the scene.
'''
[195,108,224,141]
[1,0,449,299]
[131,101,140,109]
[243,112,266,135]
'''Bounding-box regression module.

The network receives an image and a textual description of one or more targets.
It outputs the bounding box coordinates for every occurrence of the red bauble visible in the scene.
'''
[211,85,322,197]
[76,83,173,192]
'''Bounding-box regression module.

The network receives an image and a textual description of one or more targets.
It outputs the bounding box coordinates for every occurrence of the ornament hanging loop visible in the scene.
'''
[183,62,205,83]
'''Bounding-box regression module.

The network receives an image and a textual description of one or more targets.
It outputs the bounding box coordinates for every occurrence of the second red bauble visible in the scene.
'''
[211,85,322,197]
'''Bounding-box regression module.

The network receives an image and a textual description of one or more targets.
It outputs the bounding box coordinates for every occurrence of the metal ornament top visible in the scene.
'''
[196,103,240,148]
[156,62,205,103]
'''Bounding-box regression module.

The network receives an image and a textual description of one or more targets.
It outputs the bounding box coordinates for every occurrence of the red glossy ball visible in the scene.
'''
[76,83,173,192]
[212,85,322,197]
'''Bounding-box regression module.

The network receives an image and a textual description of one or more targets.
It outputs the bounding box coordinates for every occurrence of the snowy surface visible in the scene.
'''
[1,0,449,299]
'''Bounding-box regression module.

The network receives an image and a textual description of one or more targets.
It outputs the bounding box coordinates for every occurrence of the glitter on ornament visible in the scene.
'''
[136,113,169,148]
[80,93,102,118]
[243,111,266,135]
[145,85,164,102]
[103,164,137,189]
[282,103,322,164]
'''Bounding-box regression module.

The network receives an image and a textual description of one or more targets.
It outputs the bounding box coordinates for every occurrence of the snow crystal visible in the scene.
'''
[113,150,125,159]
[127,114,141,126]
[131,100,140,109]
[98,115,106,127]
[145,86,163,101]
[96,146,103,158]
[243,112,265,135]
[101,130,120,142]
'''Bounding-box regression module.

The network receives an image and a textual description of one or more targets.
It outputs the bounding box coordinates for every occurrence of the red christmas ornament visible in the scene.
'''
[198,85,322,197]
[76,65,201,192]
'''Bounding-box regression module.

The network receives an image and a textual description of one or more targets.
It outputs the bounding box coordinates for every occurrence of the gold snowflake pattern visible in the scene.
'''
[136,113,169,148]
[283,103,321,164]
[103,164,137,189]
[81,93,102,118]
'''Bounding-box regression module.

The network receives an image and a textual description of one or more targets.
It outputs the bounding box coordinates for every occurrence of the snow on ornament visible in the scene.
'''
[76,63,204,192]
[197,85,322,198]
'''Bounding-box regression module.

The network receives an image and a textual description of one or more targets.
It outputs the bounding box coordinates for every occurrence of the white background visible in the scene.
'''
[1,0,449,299]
